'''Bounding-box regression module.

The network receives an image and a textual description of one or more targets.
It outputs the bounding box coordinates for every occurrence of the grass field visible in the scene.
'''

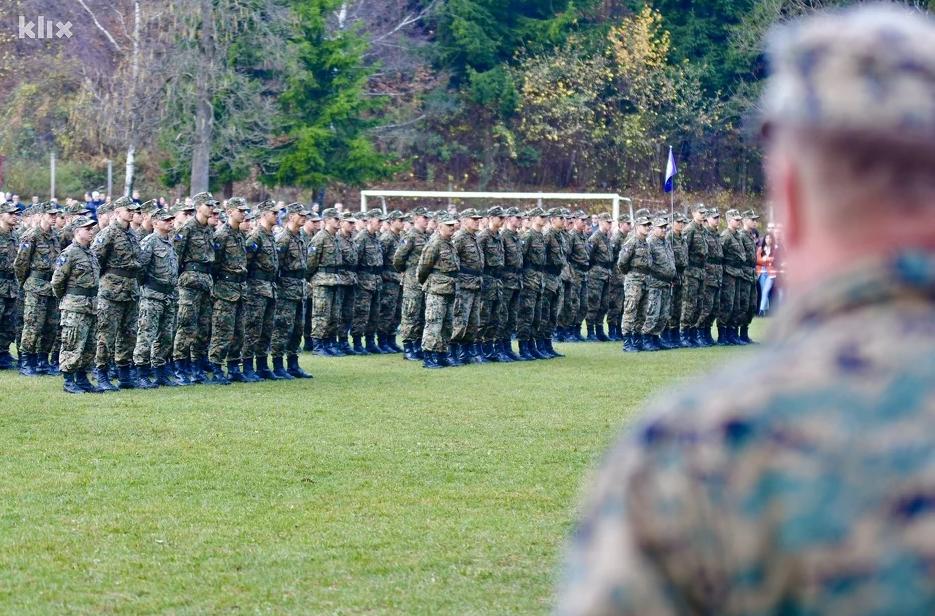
[0,323,765,614]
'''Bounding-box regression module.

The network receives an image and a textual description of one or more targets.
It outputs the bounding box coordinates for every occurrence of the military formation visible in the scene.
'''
[0,193,761,390]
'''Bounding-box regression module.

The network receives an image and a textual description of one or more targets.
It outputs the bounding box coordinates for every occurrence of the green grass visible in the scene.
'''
[0,322,766,614]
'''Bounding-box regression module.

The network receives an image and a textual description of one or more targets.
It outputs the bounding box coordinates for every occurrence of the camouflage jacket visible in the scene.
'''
[308,228,343,287]
[14,226,60,296]
[245,226,279,299]
[558,250,935,616]
[617,233,650,281]
[417,234,460,296]
[683,220,708,280]
[609,230,628,284]
[393,228,429,286]
[92,219,142,302]
[567,229,591,278]
[499,227,524,291]
[0,229,17,298]
[740,229,758,283]
[138,231,178,300]
[587,230,613,281]
[51,241,99,315]
[452,228,484,291]
[354,229,384,292]
[337,232,358,286]
[520,228,546,292]
[543,227,568,292]
[213,223,247,302]
[174,216,215,292]
[276,227,309,301]
[477,228,504,290]
[667,229,688,273]
[703,225,724,286]
[720,227,747,279]
[647,234,676,288]
[379,230,402,283]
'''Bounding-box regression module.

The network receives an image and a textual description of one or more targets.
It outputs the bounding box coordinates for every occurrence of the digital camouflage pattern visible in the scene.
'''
[208,222,248,364]
[718,226,746,328]
[243,224,279,360]
[561,227,590,333]
[642,233,676,336]
[451,227,484,343]
[477,226,505,342]
[695,224,723,329]
[92,218,141,368]
[272,226,309,358]
[538,226,567,339]
[680,219,708,329]
[516,227,546,341]
[15,225,61,355]
[134,230,178,368]
[173,216,215,362]
[617,233,650,335]
[308,228,343,339]
[605,228,628,332]
[51,241,99,373]
[337,231,358,336]
[667,226,688,330]
[498,225,524,340]
[394,227,429,343]
[417,233,459,352]
[0,226,18,353]
[586,228,613,328]
[377,227,402,338]
[352,228,383,337]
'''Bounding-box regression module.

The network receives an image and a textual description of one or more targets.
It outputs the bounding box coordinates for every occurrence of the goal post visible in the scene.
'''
[360,190,634,223]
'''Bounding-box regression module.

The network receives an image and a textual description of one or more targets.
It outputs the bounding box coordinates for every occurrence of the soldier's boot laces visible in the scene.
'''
[271,356,294,380]
[286,355,312,379]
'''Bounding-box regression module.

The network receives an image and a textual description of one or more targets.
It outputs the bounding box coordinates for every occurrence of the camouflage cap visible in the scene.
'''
[559,208,573,218]
[691,203,707,214]
[152,209,174,222]
[256,199,282,213]
[111,196,134,211]
[68,202,92,215]
[410,206,429,218]
[96,201,112,216]
[227,197,250,211]
[46,202,66,215]
[436,212,458,225]
[387,210,406,221]
[706,207,721,219]
[138,199,159,214]
[459,208,484,219]
[306,211,322,222]
[320,207,340,220]
[192,191,219,207]
[525,207,546,218]
[634,208,652,219]
[761,5,935,147]
[366,208,386,221]
[596,212,612,222]
[285,202,309,216]
[504,206,521,217]
[0,202,18,215]
[617,214,632,224]
[726,208,742,220]
[742,209,761,220]
[72,215,95,229]
[575,210,589,220]
[341,211,359,223]
[545,207,563,218]
[675,213,690,224]
[635,213,653,226]
[486,205,505,218]
[243,210,257,222]
[653,216,669,228]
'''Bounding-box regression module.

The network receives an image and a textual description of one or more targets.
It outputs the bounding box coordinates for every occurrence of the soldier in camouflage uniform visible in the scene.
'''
[693,208,723,346]
[393,207,430,360]
[377,210,405,353]
[351,209,385,355]
[641,217,677,351]
[206,198,251,384]
[538,208,567,358]
[559,210,590,342]
[307,207,344,356]
[616,212,652,352]
[14,202,63,376]
[559,7,935,614]
[301,212,321,352]
[738,210,760,343]
[665,212,689,347]
[271,203,313,379]
[498,207,524,360]
[605,215,631,340]
[477,205,509,362]
[450,208,485,364]
[0,202,21,369]
[51,216,103,394]
[717,209,747,345]
[336,212,359,355]
[516,207,547,360]
[172,192,218,384]
[417,213,459,368]
[585,213,613,342]
[243,200,282,380]
[133,208,180,387]
[679,203,708,347]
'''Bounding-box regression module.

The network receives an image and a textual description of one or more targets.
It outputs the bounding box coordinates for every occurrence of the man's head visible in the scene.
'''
[72,216,96,246]
[635,214,652,237]
[486,206,505,232]
[411,207,430,231]
[366,208,384,233]
[284,203,308,229]
[504,207,522,230]
[705,208,721,230]
[191,192,218,222]
[726,209,743,231]
[321,207,340,232]
[436,213,457,239]
[652,217,668,239]
[152,209,174,236]
[596,212,612,233]
[761,5,935,289]
[743,209,761,231]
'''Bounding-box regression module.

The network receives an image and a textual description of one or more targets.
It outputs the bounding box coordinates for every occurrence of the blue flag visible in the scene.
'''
[664,146,677,193]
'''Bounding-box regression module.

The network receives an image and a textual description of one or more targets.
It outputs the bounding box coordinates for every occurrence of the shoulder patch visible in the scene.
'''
[175,234,183,242]
[56,254,67,267]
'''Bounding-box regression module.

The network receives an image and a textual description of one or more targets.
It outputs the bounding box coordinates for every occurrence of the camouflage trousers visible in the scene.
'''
[20,292,59,355]
[643,285,672,335]
[174,287,213,362]
[741,278,757,327]
[478,277,502,342]
[208,297,246,364]
[451,286,481,343]
[421,292,453,353]
[14,290,24,351]
[338,285,355,334]
[95,297,138,369]
[622,276,648,334]
[351,284,381,337]
[133,295,177,368]
[606,278,625,329]
[243,293,276,359]
[668,273,683,330]
[497,286,520,340]
[718,274,742,328]
[586,274,610,324]
[303,296,314,344]
[697,283,721,329]
[0,296,16,351]
[515,283,542,340]
[58,310,96,374]
[680,271,705,329]
[537,284,563,339]
[398,279,426,342]
[377,281,402,335]
[310,285,342,339]
[272,298,304,358]
[560,273,588,332]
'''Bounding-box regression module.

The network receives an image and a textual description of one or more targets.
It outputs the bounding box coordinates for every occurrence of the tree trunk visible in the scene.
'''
[190,0,215,195]
[123,0,141,197]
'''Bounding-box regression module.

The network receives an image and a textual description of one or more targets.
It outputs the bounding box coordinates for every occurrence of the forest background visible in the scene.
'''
[2,0,933,212]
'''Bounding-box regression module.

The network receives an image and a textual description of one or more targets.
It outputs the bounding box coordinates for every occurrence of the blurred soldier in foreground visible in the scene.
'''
[558,6,935,614]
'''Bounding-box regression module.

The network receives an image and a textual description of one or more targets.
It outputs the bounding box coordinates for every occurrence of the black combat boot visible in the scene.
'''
[546,337,564,358]
[0,350,13,370]
[241,358,261,382]
[516,340,534,361]
[621,333,636,353]
[596,323,609,342]
[403,340,418,361]
[377,334,394,354]
[94,366,119,391]
[585,322,597,341]
[387,335,403,353]
[422,350,442,369]
[287,354,313,379]
[155,364,182,387]
[716,324,732,346]
[136,365,159,389]
[116,364,139,389]
[312,339,330,357]
[303,338,315,353]
[447,342,463,366]
[352,335,367,355]
[189,358,207,384]
[46,353,61,376]
[494,340,513,363]
[63,372,84,394]
[739,325,754,345]
[336,335,353,356]
[256,355,279,380]
[173,359,193,386]
[271,356,294,380]
[19,353,38,376]
[679,328,694,348]
[532,339,552,359]
[501,339,521,361]
[227,361,247,383]
[365,334,381,354]
[75,370,104,393]
[641,333,661,352]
